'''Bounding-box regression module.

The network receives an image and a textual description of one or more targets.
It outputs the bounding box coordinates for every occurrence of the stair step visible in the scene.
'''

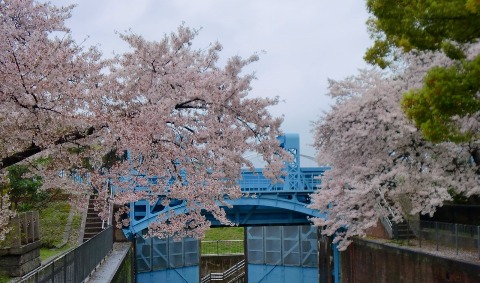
[82,194,109,243]
[85,224,103,229]
[392,221,416,240]
[84,225,102,230]
[84,230,102,234]
[85,225,102,231]
[84,232,101,237]
[87,214,100,218]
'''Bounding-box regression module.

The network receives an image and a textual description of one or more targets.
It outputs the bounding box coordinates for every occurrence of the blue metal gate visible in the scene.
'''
[246,225,319,283]
[135,234,200,282]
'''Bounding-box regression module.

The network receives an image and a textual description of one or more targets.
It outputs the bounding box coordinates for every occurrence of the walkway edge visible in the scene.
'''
[87,242,132,283]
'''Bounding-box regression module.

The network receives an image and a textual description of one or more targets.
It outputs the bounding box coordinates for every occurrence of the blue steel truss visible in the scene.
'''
[123,134,330,240]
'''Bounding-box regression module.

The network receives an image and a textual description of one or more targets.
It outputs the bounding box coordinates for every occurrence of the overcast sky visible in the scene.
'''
[51,0,372,164]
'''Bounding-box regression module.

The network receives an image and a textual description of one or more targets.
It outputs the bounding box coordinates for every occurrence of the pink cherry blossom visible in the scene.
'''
[310,47,480,250]
[0,1,288,241]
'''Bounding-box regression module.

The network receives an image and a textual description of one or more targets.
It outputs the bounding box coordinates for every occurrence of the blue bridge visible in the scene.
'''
[122,134,337,283]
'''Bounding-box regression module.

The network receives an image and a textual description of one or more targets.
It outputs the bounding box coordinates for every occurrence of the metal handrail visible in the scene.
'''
[201,259,246,283]
[18,226,113,283]
[372,188,397,238]
[375,203,393,238]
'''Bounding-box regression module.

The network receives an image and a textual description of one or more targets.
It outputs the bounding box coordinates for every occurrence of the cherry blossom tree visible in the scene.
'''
[0,0,104,239]
[0,0,287,241]
[0,0,103,167]
[309,48,480,250]
[0,194,15,242]
[98,26,287,239]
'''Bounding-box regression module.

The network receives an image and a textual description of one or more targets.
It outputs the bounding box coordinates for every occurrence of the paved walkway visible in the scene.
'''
[87,242,132,283]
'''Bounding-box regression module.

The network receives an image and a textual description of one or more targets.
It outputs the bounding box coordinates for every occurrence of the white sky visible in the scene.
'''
[50,0,372,164]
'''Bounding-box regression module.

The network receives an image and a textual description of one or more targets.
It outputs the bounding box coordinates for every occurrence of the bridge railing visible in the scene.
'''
[18,226,113,283]
[238,167,326,193]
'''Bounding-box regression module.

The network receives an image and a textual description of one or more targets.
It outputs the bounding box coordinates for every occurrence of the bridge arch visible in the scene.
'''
[123,195,327,239]
[122,133,330,239]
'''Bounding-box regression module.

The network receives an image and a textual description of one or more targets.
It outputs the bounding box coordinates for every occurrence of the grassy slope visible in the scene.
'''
[202,227,245,254]
[39,201,82,261]
[39,201,70,248]
[204,227,244,241]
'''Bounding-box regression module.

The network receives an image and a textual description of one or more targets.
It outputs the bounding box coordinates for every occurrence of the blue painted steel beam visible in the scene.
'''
[122,195,328,239]
[123,134,331,239]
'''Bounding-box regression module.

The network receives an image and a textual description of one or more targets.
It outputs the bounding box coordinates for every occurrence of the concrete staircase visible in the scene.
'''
[393,221,416,240]
[83,195,103,242]
[201,259,246,283]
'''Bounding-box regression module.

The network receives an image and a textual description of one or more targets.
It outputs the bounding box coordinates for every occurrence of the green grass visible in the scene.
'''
[202,227,245,254]
[40,245,73,261]
[204,227,244,241]
[38,200,82,261]
[0,274,10,283]
[39,201,71,248]
[201,240,244,255]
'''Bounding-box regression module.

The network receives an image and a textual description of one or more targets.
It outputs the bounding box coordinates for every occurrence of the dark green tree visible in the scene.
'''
[366,0,480,145]
[365,0,480,67]
[402,55,480,143]
[1,165,46,211]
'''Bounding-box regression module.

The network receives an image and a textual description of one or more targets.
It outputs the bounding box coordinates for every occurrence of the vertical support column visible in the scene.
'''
[332,242,340,283]
[244,226,249,283]
[27,211,34,243]
[477,226,480,259]
[33,210,40,241]
[477,226,480,260]
[21,213,28,245]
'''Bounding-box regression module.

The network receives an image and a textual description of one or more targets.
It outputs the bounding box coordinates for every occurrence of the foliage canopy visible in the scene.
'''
[366,0,480,144]
[0,0,287,241]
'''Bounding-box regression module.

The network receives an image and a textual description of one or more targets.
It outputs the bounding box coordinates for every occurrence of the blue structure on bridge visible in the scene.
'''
[123,134,337,283]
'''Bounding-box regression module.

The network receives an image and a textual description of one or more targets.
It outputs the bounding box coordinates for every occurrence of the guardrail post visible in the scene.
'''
[477,226,480,260]
[455,224,458,255]
[407,220,410,246]
[52,260,55,283]
[72,248,77,282]
[419,223,422,248]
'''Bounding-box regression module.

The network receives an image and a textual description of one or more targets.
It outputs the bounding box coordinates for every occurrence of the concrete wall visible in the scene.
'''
[365,220,390,239]
[137,266,198,283]
[200,255,244,278]
[341,238,480,283]
[0,241,41,277]
[112,243,135,283]
[248,264,318,283]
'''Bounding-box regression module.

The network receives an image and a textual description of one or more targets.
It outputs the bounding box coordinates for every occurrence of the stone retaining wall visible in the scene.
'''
[341,238,480,283]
